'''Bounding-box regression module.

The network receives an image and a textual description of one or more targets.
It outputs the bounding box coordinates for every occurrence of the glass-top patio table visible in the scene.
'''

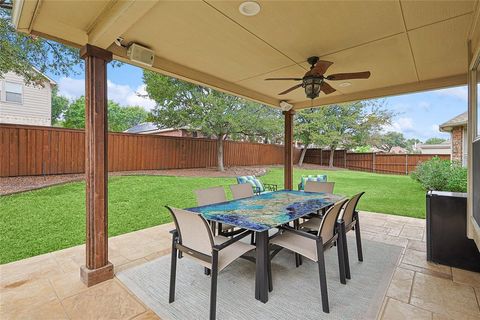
[188,190,345,303]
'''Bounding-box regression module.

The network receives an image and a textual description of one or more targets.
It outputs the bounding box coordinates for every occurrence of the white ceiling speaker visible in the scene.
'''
[279,101,293,111]
[127,43,155,67]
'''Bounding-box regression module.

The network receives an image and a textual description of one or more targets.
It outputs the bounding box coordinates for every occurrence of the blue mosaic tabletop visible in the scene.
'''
[187,190,345,232]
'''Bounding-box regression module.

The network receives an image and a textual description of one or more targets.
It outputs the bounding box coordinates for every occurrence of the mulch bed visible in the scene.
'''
[0,164,336,196]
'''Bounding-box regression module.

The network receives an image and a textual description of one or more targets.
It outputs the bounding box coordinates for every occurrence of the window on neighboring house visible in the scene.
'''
[5,82,23,104]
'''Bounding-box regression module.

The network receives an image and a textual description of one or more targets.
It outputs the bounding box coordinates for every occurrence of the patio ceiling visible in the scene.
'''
[13,0,478,109]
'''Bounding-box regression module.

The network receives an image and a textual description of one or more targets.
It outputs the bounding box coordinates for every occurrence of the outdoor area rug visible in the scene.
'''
[117,237,402,320]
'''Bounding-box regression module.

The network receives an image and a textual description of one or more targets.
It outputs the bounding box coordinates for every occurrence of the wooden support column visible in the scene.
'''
[283,110,295,190]
[79,44,113,287]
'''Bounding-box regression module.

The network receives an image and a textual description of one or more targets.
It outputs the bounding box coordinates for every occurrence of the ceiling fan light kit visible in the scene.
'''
[265,56,371,99]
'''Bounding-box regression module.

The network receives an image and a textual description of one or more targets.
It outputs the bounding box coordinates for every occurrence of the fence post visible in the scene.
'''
[344,151,347,168]
[405,154,408,175]
[372,153,376,173]
[320,149,323,166]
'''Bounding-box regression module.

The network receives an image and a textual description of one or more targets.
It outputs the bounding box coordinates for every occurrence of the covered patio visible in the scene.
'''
[2,211,480,319]
[4,0,480,319]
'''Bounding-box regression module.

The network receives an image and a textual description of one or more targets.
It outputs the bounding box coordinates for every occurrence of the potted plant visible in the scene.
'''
[411,157,480,272]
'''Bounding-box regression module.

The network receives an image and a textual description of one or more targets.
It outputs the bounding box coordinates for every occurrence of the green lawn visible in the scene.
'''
[0,168,425,264]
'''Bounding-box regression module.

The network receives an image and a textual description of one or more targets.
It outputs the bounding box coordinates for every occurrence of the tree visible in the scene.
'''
[143,70,283,171]
[296,101,393,167]
[51,88,69,125]
[0,7,81,86]
[425,137,446,145]
[63,96,149,132]
[374,131,407,152]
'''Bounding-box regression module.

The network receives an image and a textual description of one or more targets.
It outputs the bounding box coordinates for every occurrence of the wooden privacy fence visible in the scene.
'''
[0,124,301,177]
[304,148,450,175]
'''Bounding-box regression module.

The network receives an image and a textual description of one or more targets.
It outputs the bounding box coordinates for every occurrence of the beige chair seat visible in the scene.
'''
[300,217,322,231]
[271,232,318,262]
[185,235,255,271]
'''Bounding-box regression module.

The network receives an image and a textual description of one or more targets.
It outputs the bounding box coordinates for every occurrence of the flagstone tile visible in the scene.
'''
[133,310,161,320]
[62,279,145,320]
[410,272,480,319]
[387,267,415,303]
[0,253,62,286]
[402,249,451,276]
[399,263,452,280]
[114,258,148,274]
[0,299,68,320]
[452,267,480,288]
[407,239,427,252]
[399,225,424,240]
[0,278,58,316]
[381,298,432,320]
[49,271,89,300]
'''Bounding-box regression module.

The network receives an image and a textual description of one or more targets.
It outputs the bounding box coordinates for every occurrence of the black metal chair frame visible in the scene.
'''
[168,208,253,320]
[338,192,365,279]
[269,221,347,313]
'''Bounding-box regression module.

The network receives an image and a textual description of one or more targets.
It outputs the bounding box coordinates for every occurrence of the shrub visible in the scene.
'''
[411,157,467,192]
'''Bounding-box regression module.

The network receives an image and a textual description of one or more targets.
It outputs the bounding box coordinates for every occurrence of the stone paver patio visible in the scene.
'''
[1,212,479,320]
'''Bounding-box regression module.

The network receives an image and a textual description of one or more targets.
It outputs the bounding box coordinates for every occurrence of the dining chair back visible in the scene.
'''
[230,184,254,199]
[195,186,227,206]
[339,192,365,226]
[317,199,348,241]
[169,207,214,256]
[304,181,335,193]
[337,192,366,280]
[167,206,254,320]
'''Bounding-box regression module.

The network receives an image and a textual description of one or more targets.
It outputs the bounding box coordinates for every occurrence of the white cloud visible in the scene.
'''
[418,101,431,111]
[57,77,156,111]
[435,86,467,101]
[384,117,414,133]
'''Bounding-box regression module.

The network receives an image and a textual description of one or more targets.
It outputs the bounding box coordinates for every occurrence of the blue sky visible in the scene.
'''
[51,63,467,142]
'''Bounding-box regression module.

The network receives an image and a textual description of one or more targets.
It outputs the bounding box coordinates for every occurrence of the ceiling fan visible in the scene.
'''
[265,56,371,99]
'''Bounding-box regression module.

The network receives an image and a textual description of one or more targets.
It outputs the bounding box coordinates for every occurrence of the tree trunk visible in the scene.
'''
[298,144,309,166]
[217,137,224,172]
[329,148,335,168]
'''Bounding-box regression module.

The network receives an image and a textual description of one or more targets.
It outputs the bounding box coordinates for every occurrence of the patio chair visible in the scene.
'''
[230,184,256,244]
[270,199,349,313]
[298,174,327,190]
[194,187,236,237]
[230,183,254,200]
[337,192,365,279]
[236,175,277,195]
[304,181,335,193]
[167,207,254,320]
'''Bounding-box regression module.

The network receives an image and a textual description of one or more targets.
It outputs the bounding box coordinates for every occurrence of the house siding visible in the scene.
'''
[0,72,52,126]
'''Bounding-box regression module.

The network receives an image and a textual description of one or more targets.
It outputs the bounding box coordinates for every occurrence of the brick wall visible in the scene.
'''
[451,126,464,163]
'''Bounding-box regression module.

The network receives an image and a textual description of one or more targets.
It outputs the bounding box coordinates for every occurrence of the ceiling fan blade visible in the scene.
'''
[279,83,303,95]
[326,71,371,81]
[265,77,303,81]
[310,60,333,76]
[320,82,336,95]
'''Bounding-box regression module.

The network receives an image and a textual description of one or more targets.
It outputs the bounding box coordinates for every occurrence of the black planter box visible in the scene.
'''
[426,191,480,272]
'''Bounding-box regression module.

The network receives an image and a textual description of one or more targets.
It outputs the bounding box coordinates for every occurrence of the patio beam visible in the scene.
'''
[79,44,114,287]
[283,110,295,190]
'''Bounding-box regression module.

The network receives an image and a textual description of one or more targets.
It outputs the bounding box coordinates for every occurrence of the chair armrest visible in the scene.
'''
[213,230,252,251]
[278,225,319,241]
[170,229,178,236]
[263,183,278,191]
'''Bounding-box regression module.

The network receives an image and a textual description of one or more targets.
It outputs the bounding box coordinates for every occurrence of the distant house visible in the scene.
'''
[390,146,407,154]
[417,140,452,156]
[439,111,468,166]
[124,122,203,138]
[0,71,56,126]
